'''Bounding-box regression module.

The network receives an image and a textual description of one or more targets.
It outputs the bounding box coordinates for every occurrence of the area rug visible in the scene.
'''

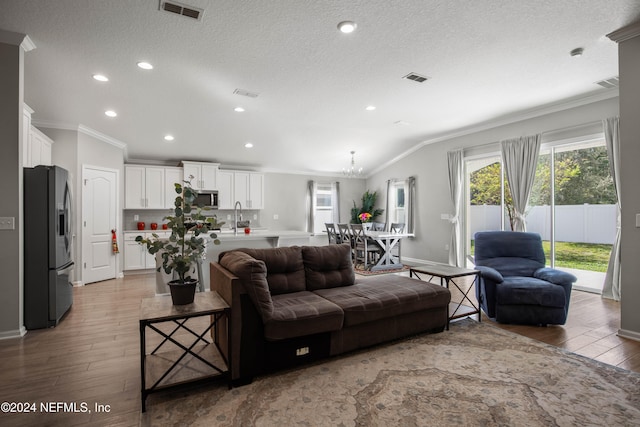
[354,264,410,276]
[142,319,640,426]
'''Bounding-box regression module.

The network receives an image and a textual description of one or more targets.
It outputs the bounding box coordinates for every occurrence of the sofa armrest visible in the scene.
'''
[476,265,504,283]
[534,268,577,285]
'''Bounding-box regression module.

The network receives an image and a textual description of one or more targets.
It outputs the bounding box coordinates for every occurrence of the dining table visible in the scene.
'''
[364,230,412,271]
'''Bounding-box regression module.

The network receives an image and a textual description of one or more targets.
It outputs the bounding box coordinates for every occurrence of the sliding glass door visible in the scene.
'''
[465,138,616,292]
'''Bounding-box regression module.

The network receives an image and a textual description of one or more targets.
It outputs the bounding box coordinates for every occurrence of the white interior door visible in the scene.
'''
[82,166,118,284]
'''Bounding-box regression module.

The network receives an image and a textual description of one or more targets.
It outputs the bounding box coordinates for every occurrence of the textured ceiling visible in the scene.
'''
[1,0,639,175]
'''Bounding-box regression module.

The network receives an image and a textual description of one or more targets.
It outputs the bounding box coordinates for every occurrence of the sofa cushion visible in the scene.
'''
[265,291,344,341]
[302,244,355,291]
[496,277,566,308]
[314,275,451,327]
[218,251,273,321]
[232,246,306,295]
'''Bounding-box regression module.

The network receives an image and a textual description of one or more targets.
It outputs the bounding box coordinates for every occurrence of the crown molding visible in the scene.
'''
[368,89,619,176]
[32,120,127,151]
[607,21,640,43]
[0,30,35,51]
[78,125,127,150]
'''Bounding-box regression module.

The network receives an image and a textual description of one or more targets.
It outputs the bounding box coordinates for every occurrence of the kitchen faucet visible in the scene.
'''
[234,201,242,236]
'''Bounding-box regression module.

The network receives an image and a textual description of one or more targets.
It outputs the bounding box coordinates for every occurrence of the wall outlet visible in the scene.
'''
[273,214,279,220]
[226,215,231,220]
[444,244,450,251]
[253,214,257,220]
[133,214,139,221]
[0,217,15,230]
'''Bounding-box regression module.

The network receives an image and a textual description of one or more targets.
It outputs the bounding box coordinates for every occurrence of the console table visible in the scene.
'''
[139,291,231,412]
[410,263,481,329]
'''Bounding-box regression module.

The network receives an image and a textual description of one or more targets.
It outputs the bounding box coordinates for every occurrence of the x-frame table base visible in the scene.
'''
[139,292,231,412]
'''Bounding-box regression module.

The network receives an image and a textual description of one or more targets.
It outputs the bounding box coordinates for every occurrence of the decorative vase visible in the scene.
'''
[168,279,198,305]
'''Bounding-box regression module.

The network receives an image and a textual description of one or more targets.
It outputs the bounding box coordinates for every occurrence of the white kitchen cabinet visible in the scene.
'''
[125,165,166,209]
[181,161,219,191]
[164,167,183,209]
[219,170,264,209]
[233,171,264,209]
[124,231,171,270]
[217,170,234,209]
[26,125,53,167]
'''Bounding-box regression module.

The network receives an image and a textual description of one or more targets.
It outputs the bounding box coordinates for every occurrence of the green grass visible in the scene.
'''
[470,240,612,272]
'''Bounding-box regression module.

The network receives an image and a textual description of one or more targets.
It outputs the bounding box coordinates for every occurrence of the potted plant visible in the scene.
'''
[136,179,223,305]
[351,190,384,223]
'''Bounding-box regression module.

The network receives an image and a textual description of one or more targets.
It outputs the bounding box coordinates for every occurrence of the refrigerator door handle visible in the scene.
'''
[57,262,75,276]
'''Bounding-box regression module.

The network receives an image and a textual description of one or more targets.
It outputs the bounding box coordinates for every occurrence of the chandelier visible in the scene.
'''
[343,151,363,178]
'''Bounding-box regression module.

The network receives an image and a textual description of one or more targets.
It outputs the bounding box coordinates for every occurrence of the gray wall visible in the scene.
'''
[367,97,620,267]
[616,27,640,338]
[0,37,25,338]
[261,173,366,232]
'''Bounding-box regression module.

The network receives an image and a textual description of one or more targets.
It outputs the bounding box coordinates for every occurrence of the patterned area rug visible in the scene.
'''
[142,319,640,426]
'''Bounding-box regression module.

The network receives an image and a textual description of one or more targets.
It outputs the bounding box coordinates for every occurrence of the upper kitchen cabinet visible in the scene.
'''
[23,105,54,167]
[217,170,234,210]
[230,171,264,209]
[125,165,166,209]
[164,167,183,209]
[180,161,219,191]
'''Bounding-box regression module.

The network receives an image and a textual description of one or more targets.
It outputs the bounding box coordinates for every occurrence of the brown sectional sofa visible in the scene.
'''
[210,243,451,384]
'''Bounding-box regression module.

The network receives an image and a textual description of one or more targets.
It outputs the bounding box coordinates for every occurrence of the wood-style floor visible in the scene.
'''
[0,272,639,426]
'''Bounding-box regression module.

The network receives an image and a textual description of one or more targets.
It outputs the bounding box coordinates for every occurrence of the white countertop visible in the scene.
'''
[124,229,311,241]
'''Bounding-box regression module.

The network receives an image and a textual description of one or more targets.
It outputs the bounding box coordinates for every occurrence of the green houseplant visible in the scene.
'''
[351,190,384,224]
[136,179,223,305]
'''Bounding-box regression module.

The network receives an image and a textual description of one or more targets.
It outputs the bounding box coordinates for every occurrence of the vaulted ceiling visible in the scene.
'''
[2,1,639,175]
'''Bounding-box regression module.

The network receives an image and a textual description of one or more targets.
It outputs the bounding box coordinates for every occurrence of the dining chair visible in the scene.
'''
[325,223,339,245]
[337,223,353,259]
[350,223,380,270]
[389,222,405,261]
[371,222,386,231]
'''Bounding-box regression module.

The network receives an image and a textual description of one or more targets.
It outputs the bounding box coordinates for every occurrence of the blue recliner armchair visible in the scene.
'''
[474,231,577,325]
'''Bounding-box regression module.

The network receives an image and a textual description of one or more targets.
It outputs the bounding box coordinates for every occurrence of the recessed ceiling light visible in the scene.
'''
[337,21,357,34]
[234,107,245,112]
[104,110,117,118]
[137,61,154,70]
[164,135,175,142]
[365,105,376,111]
[92,74,109,82]
[570,47,584,57]
[244,142,253,148]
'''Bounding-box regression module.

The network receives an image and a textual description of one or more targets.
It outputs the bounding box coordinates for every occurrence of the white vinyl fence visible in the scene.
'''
[469,204,617,244]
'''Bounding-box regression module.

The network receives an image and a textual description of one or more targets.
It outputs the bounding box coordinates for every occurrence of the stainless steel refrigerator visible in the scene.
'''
[24,165,74,330]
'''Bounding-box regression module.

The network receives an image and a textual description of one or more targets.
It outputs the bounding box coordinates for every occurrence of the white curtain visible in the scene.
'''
[500,134,541,232]
[385,179,393,230]
[405,177,416,235]
[447,149,464,266]
[331,181,340,223]
[602,117,621,301]
[306,180,316,233]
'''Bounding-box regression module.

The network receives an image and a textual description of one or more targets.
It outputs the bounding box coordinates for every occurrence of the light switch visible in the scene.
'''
[0,217,15,230]
[636,214,640,228]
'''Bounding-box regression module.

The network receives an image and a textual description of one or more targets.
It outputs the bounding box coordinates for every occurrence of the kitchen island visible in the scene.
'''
[152,229,312,294]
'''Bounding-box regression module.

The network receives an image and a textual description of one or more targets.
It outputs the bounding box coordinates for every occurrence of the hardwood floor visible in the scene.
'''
[0,272,639,426]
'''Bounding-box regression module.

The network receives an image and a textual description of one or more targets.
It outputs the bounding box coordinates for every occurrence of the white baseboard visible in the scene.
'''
[0,326,27,340]
[72,281,84,287]
[618,328,640,342]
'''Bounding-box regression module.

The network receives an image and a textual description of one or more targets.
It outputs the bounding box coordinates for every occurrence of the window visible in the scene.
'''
[307,181,340,234]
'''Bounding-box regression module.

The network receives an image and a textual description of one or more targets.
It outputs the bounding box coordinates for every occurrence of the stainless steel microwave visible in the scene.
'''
[193,190,219,209]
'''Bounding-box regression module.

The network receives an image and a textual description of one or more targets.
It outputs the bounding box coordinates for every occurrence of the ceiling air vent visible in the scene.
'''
[159,1,204,21]
[595,76,619,89]
[402,72,429,83]
[233,88,259,98]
